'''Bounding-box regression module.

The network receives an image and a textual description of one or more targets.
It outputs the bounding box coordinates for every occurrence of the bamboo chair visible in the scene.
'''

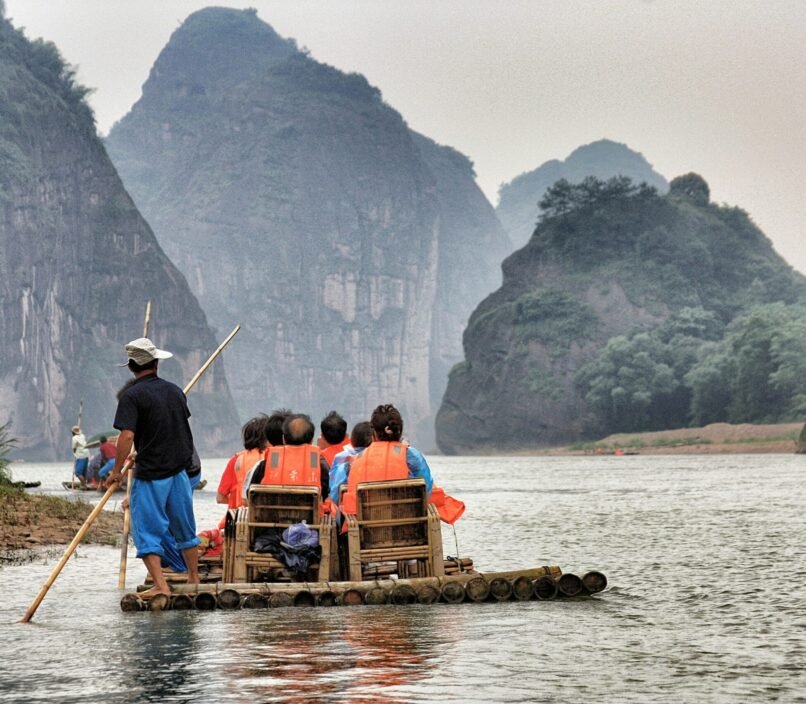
[345,478,444,582]
[233,485,335,582]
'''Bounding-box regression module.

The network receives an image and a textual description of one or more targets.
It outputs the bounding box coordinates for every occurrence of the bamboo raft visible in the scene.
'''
[121,480,609,612]
[123,566,608,612]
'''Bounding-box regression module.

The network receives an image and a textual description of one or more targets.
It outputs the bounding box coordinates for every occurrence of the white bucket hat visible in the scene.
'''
[122,337,173,366]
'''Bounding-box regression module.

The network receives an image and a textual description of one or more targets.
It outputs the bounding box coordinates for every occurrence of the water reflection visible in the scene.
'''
[220,606,442,702]
[117,612,205,703]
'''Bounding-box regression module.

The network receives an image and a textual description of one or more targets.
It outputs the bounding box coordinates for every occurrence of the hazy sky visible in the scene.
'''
[6,0,805,273]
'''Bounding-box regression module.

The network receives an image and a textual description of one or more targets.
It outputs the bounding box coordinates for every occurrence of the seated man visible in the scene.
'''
[318,411,349,468]
[244,413,330,499]
[328,421,372,504]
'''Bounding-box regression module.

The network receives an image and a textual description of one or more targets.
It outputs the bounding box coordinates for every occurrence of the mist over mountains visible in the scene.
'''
[106,7,509,444]
[0,10,239,458]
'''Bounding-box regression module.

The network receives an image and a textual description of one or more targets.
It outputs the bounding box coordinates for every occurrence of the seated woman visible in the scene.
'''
[340,404,433,515]
[341,404,465,525]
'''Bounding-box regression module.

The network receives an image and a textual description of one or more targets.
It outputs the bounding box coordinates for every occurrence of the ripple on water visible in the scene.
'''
[1,455,805,703]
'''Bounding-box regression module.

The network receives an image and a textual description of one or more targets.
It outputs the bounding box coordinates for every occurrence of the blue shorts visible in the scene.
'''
[130,471,200,559]
[74,457,89,478]
[98,458,115,479]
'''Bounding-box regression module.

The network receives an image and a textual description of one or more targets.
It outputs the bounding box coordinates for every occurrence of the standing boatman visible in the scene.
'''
[70,425,90,487]
[105,337,200,598]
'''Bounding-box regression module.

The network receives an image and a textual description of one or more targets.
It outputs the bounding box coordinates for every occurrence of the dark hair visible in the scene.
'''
[369,404,403,442]
[99,436,108,443]
[127,358,158,373]
[350,421,372,449]
[266,409,291,446]
[282,414,315,445]
[320,410,347,444]
[242,414,269,451]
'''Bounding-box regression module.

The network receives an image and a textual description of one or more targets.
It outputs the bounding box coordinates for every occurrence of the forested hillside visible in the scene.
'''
[0,8,239,458]
[437,173,806,452]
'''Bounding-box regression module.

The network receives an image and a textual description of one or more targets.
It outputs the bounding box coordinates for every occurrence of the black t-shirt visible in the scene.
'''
[113,374,194,481]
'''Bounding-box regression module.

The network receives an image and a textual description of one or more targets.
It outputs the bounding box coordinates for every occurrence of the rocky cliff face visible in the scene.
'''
[437,174,806,453]
[106,8,508,443]
[0,13,240,459]
[497,139,668,251]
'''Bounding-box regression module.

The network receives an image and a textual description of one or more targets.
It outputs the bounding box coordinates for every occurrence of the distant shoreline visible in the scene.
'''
[446,422,804,456]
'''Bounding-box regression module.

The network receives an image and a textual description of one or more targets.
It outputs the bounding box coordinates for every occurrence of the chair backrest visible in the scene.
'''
[355,478,428,550]
[247,485,320,526]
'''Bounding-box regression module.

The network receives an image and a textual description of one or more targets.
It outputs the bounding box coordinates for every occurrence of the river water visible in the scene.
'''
[0,454,803,703]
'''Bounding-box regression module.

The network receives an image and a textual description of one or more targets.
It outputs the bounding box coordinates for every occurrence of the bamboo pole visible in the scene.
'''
[118,300,153,589]
[21,324,242,623]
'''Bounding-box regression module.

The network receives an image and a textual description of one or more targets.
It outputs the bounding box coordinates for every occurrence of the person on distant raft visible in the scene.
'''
[318,410,349,468]
[70,425,90,487]
[328,421,372,504]
[96,436,117,480]
[105,337,200,599]
[341,404,465,525]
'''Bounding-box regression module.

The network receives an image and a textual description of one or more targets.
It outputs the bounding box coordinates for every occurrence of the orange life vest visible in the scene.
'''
[321,439,348,468]
[428,485,466,524]
[261,444,321,489]
[341,441,410,515]
[230,447,263,509]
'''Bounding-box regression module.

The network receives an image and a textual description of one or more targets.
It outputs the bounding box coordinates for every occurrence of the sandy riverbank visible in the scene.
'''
[0,488,123,553]
[544,422,805,455]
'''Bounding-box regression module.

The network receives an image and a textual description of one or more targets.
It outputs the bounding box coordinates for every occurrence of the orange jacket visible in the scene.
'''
[341,441,409,515]
[231,448,263,509]
[261,444,322,488]
[321,439,348,468]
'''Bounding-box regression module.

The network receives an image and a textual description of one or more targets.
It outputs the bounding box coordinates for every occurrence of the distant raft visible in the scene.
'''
[120,566,608,612]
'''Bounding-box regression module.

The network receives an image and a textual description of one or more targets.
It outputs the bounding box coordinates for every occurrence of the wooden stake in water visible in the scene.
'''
[21,324,241,623]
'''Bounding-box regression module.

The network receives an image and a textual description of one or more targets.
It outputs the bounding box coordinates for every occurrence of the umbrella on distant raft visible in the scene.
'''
[85,431,119,449]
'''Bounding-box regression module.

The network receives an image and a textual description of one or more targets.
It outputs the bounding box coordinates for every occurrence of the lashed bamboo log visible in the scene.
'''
[293,590,316,607]
[243,593,268,609]
[269,592,293,608]
[512,576,533,601]
[195,592,217,610]
[556,573,583,597]
[217,588,241,609]
[171,594,194,610]
[533,576,558,600]
[416,584,440,604]
[489,577,512,601]
[582,571,608,594]
[465,577,490,602]
[365,587,388,605]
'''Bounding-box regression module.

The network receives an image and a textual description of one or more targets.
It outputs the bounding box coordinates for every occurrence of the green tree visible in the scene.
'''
[686,304,806,424]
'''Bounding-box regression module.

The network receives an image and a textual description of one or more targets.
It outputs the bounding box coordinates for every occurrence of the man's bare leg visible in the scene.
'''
[182,545,200,584]
[139,554,172,598]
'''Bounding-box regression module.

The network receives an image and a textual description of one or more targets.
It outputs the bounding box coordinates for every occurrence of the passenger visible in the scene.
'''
[341,404,465,524]
[216,415,269,510]
[70,425,90,487]
[265,408,291,447]
[245,413,330,499]
[318,411,349,467]
[328,421,373,504]
[97,436,117,480]
[341,404,433,516]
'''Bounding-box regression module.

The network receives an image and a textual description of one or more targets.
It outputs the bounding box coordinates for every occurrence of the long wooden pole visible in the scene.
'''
[117,301,154,588]
[22,324,241,622]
